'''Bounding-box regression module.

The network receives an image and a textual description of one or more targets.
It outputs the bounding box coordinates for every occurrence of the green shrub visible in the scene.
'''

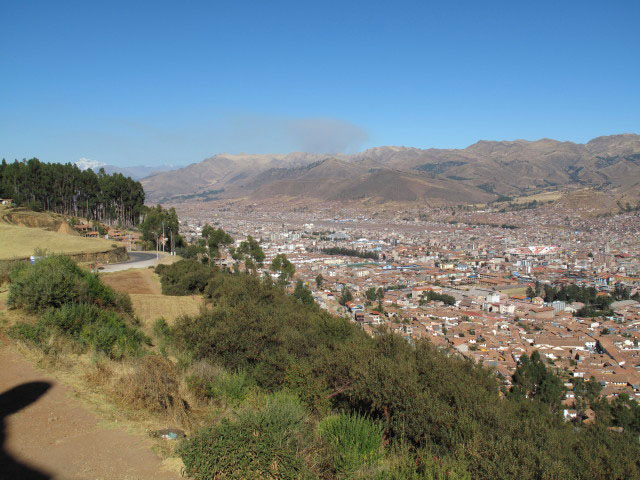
[155,260,216,295]
[318,413,384,477]
[170,271,362,390]
[11,303,149,359]
[374,445,471,480]
[8,322,47,345]
[208,370,254,405]
[8,255,131,313]
[0,260,15,286]
[164,267,640,479]
[8,257,81,311]
[179,392,314,480]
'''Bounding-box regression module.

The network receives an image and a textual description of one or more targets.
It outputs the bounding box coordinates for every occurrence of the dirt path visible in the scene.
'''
[0,341,183,480]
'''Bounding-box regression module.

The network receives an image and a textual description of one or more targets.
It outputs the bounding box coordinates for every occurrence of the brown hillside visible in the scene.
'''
[142,134,640,205]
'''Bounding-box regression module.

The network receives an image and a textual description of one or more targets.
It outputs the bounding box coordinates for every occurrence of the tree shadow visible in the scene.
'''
[0,381,52,479]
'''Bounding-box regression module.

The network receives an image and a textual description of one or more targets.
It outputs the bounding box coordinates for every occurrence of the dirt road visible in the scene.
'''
[0,342,183,480]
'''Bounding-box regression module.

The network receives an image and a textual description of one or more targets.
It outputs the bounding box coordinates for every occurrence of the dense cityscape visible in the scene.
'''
[175,199,640,415]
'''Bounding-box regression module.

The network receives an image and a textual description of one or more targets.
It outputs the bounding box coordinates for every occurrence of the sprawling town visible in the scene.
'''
[170,200,640,416]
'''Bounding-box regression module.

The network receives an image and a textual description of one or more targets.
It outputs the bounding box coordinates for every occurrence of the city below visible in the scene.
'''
[175,199,640,416]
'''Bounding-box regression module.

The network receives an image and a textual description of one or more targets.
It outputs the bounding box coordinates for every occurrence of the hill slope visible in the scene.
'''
[142,134,640,205]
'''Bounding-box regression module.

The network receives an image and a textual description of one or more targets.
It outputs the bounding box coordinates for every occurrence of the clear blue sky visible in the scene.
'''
[1,0,638,166]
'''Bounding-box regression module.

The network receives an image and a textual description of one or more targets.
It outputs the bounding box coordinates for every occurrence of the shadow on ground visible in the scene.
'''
[0,381,52,479]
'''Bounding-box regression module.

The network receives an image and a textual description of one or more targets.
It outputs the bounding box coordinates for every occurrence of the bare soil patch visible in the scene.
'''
[0,340,182,480]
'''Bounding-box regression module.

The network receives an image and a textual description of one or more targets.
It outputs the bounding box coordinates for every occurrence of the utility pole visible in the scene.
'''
[162,221,165,253]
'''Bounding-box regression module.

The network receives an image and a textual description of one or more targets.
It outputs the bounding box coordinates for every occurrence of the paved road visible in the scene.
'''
[101,251,168,272]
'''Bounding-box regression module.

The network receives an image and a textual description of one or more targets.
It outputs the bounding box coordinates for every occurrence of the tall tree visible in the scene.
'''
[202,225,234,264]
[0,158,145,226]
[139,205,180,252]
[270,253,295,284]
[509,351,565,411]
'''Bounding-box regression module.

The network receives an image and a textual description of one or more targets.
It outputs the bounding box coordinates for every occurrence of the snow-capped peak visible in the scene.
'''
[76,157,106,171]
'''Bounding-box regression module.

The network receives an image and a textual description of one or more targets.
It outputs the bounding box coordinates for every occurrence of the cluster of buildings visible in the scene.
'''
[174,200,640,408]
[72,222,141,248]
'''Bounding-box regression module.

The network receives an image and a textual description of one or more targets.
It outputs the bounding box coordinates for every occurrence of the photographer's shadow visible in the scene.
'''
[0,381,52,480]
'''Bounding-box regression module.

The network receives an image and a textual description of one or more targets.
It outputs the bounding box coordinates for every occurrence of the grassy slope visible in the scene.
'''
[0,223,119,260]
[100,268,203,334]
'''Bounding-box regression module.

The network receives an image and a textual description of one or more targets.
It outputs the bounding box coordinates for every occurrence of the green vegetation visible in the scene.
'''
[179,392,314,480]
[508,351,564,410]
[541,282,608,305]
[232,234,265,271]
[7,256,147,358]
[5,256,640,478]
[151,260,640,479]
[11,303,148,358]
[271,253,296,283]
[294,280,315,306]
[0,158,144,227]
[318,413,384,477]
[322,247,379,260]
[202,224,234,260]
[8,255,131,312]
[139,204,182,252]
[418,290,456,306]
[536,282,615,317]
[365,286,384,302]
[338,286,353,306]
[155,260,215,295]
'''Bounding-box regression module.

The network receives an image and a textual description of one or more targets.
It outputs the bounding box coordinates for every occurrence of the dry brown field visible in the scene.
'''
[100,268,204,330]
[101,268,162,295]
[0,223,119,260]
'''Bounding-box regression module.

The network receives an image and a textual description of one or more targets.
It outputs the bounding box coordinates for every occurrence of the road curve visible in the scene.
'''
[101,251,169,272]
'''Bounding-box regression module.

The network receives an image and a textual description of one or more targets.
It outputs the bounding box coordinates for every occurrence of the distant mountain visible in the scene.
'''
[75,159,178,180]
[141,134,640,205]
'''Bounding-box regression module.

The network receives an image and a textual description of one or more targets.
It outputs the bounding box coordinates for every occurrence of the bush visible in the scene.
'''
[0,260,15,287]
[114,355,189,424]
[179,392,313,480]
[10,303,149,359]
[155,260,216,295]
[374,445,471,480]
[164,267,640,479]
[8,257,82,311]
[185,359,223,402]
[208,370,254,406]
[8,255,131,313]
[318,413,384,477]
[186,362,254,406]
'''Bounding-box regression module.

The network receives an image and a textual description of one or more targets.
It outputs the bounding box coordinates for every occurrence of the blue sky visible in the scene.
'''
[1,0,638,166]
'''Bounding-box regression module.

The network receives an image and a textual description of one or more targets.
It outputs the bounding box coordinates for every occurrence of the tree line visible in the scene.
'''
[0,158,145,227]
[321,246,379,260]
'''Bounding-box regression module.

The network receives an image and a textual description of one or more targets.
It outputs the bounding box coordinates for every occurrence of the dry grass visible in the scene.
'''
[0,223,118,260]
[130,294,204,328]
[499,286,529,296]
[508,190,564,204]
[101,269,162,295]
[112,355,191,427]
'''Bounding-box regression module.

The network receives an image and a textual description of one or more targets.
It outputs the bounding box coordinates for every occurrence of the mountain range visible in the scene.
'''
[141,134,640,206]
[75,158,178,180]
